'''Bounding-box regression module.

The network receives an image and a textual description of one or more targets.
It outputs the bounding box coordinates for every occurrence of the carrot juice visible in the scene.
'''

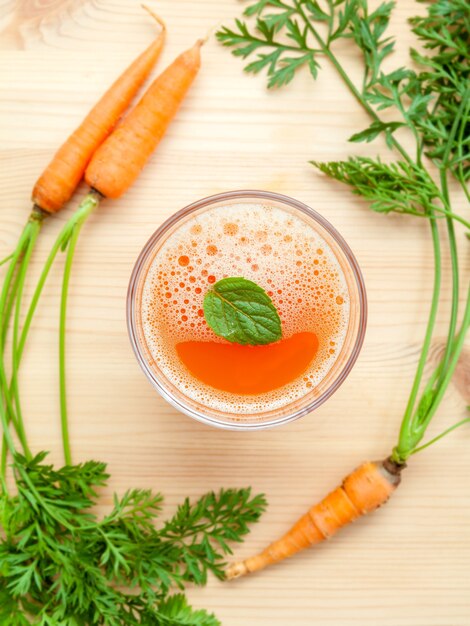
[128,191,366,428]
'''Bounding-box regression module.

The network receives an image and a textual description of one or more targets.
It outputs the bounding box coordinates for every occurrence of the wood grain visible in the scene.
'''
[1,1,469,624]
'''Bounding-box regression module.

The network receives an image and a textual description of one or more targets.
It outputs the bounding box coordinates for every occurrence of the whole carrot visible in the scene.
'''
[227,458,404,578]
[85,39,203,198]
[32,7,165,214]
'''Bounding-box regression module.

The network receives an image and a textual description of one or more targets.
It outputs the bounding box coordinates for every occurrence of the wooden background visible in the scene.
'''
[1,1,469,624]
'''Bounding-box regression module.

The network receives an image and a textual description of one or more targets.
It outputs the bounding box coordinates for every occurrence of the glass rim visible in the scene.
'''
[127,189,367,430]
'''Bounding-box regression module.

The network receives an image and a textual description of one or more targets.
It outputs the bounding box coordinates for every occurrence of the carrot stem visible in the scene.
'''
[421,285,470,427]
[9,221,41,459]
[392,217,442,463]
[1,211,45,350]
[1,225,32,346]
[59,215,90,466]
[0,223,36,466]
[1,195,99,478]
[432,94,466,391]
[410,416,470,456]
[15,193,101,367]
[0,235,27,484]
[1,255,23,351]
[0,401,16,465]
[0,253,14,267]
[18,192,98,465]
[392,91,469,462]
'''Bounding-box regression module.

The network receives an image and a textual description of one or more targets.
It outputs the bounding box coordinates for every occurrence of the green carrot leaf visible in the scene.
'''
[156,594,220,626]
[349,120,405,143]
[0,454,266,623]
[311,156,439,217]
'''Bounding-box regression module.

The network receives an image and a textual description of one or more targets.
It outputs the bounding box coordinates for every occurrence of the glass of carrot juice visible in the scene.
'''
[127,190,367,429]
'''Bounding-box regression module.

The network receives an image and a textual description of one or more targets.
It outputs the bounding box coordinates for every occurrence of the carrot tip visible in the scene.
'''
[196,32,210,48]
[142,4,166,31]
[226,561,248,580]
[202,22,220,44]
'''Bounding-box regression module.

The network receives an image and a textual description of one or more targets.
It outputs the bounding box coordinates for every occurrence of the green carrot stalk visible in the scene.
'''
[0,215,43,466]
[58,198,97,465]
[0,192,101,472]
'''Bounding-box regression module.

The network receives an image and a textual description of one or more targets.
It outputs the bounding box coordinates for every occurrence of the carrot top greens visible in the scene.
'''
[0,451,265,624]
[218,0,469,463]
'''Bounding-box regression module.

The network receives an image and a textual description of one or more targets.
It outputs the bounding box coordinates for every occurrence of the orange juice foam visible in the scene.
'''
[141,203,349,413]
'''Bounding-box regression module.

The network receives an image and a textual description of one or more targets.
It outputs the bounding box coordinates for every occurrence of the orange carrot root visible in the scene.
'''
[85,39,203,199]
[32,8,165,214]
[226,458,405,579]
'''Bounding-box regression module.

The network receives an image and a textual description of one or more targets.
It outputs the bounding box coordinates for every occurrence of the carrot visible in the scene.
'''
[226,458,405,579]
[32,6,165,214]
[85,39,203,198]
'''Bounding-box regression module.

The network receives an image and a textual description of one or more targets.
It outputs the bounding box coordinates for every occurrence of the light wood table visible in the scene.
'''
[1,1,469,624]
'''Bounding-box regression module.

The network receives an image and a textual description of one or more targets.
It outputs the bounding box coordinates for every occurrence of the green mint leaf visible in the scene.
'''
[203,277,282,346]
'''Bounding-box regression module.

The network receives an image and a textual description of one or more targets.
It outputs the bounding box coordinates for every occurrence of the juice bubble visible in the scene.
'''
[141,203,349,414]
[223,222,239,236]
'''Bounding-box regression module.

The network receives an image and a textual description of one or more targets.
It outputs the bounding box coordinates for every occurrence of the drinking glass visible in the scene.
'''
[127,190,367,430]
